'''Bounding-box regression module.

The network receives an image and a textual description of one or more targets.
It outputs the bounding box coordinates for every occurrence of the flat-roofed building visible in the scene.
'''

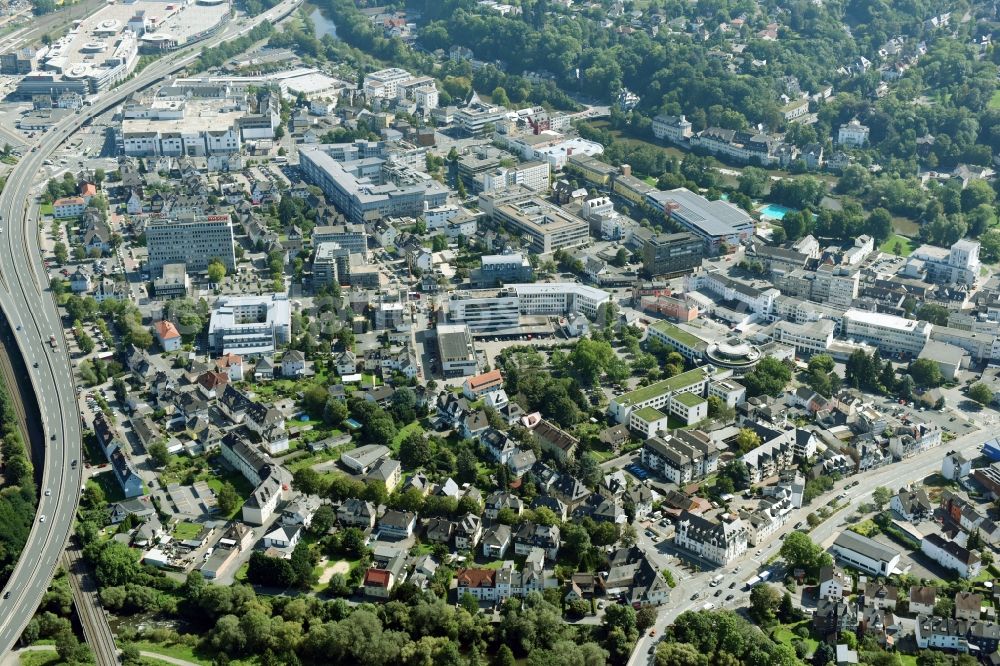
[642,232,704,277]
[843,309,932,356]
[490,196,589,254]
[146,212,236,277]
[608,366,723,424]
[299,145,448,224]
[473,253,534,287]
[208,294,292,356]
[647,321,709,362]
[773,319,835,355]
[437,324,477,377]
[152,262,190,299]
[647,188,754,254]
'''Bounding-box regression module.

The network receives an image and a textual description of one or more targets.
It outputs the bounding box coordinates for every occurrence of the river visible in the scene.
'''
[308,4,337,39]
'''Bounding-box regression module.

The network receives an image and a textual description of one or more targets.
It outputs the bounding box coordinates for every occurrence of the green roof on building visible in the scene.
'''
[632,406,666,422]
[616,368,711,407]
[673,392,707,408]
[651,321,708,351]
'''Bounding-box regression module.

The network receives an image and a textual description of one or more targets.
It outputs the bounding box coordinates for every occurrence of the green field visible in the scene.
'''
[390,421,425,454]
[19,651,59,666]
[770,621,818,658]
[989,90,1000,109]
[171,521,202,540]
[89,470,125,503]
[879,233,915,257]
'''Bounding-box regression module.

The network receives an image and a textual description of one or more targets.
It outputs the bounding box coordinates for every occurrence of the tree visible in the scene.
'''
[908,358,943,388]
[207,259,227,284]
[748,584,781,625]
[780,531,831,576]
[735,428,762,454]
[53,242,68,265]
[718,460,750,491]
[147,440,170,467]
[94,541,141,587]
[969,382,994,406]
[636,606,658,633]
[779,591,797,623]
[741,356,792,397]
[217,482,240,516]
[870,486,891,511]
[865,207,893,242]
[562,524,592,564]
[399,430,431,469]
[916,304,951,326]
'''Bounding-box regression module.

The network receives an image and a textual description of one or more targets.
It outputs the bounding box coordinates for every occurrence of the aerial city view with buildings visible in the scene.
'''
[6,0,1000,665]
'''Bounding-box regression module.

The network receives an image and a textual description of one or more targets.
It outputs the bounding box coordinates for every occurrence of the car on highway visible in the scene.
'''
[44,489,50,496]
[39,515,45,523]
[3,591,9,599]
[32,362,37,368]
[726,594,735,601]
[70,459,77,468]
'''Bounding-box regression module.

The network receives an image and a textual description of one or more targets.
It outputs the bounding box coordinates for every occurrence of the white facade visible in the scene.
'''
[842,309,933,356]
[838,120,870,147]
[674,513,748,566]
[208,294,292,357]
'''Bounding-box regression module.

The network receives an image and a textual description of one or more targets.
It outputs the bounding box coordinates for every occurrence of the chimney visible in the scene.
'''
[620,164,632,177]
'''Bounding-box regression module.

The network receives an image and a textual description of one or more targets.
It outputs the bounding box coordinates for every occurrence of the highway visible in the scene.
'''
[627,424,993,665]
[0,0,302,657]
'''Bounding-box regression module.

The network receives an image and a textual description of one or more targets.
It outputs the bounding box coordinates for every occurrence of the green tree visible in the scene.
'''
[147,440,170,467]
[741,357,792,397]
[872,486,891,510]
[780,531,831,576]
[735,427,761,454]
[217,482,240,516]
[207,259,227,284]
[53,242,68,265]
[748,584,781,626]
[969,382,994,405]
[908,358,943,387]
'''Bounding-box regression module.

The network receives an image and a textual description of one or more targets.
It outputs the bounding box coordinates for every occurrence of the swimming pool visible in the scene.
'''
[758,203,795,220]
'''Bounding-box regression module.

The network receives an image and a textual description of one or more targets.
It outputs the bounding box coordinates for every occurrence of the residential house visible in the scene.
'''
[281,350,306,377]
[378,510,417,539]
[955,592,983,621]
[819,565,849,601]
[890,488,933,522]
[482,524,512,558]
[921,534,982,579]
[863,581,899,611]
[514,522,560,560]
[337,498,376,529]
[533,419,579,462]
[910,586,938,616]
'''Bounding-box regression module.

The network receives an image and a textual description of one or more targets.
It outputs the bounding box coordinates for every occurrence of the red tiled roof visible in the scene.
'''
[364,568,391,587]
[154,320,180,340]
[466,369,503,390]
[455,568,496,589]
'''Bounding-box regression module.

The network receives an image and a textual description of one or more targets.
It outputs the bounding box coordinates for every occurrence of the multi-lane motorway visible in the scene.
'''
[0,0,301,656]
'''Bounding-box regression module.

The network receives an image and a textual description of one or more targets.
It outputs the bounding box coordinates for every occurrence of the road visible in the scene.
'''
[0,0,303,657]
[626,424,992,665]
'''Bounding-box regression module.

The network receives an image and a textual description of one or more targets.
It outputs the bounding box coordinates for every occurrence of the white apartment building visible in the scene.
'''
[424,203,459,230]
[208,294,292,357]
[921,534,982,579]
[686,270,779,317]
[831,530,901,576]
[363,68,414,98]
[609,367,725,424]
[447,283,612,332]
[447,290,521,332]
[838,119,870,147]
[651,114,693,143]
[641,430,719,483]
[842,309,933,356]
[674,512,748,566]
[812,265,860,307]
[145,213,236,277]
[773,319,835,355]
[482,161,550,193]
[455,103,507,135]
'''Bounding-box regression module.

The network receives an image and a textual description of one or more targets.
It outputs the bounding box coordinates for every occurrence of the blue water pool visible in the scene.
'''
[759,203,795,220]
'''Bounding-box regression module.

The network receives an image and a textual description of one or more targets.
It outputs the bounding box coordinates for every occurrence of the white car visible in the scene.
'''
[39,515,46,523]
[44,489,51,497]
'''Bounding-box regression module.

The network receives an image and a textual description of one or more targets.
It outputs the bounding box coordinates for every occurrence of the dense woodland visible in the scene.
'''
[0,375,35,590]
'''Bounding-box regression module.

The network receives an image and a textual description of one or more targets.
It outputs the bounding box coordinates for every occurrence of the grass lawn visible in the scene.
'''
[171,521,202,540]
[770,621,818,657]
[39,203,54,217]
[133,642,217,666]
[19,652,59,666]
[879,233,915,256]
[89,470,125,503]
[477,559,506,569]
[898,656,918,666]
[142,658,179,666]
[234,562,249,583]
[390,421,425,454]
[990,90,1000,109]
